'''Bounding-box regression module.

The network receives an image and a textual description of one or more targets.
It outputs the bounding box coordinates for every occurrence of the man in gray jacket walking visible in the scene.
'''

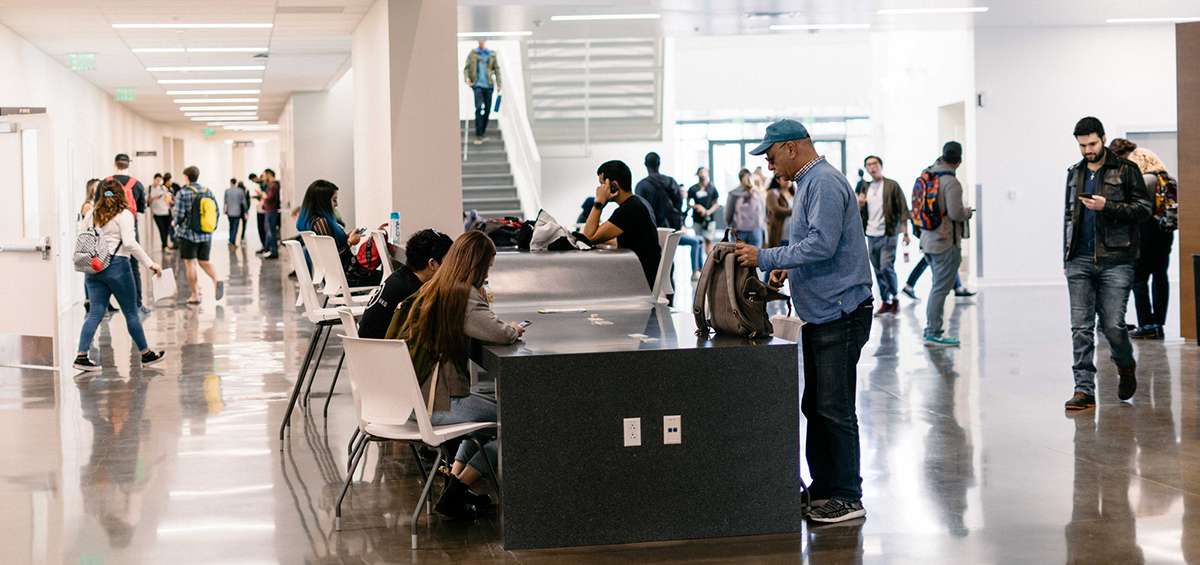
[224,178,248,249]
[921,142,972,347]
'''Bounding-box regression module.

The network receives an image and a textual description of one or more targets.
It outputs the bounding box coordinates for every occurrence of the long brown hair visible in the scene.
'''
[406,231,496,362]
[93,179,129,227]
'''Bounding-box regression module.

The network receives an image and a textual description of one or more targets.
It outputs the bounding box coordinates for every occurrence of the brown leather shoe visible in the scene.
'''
[1065,391,1096,411]
[1117,361,1137,401]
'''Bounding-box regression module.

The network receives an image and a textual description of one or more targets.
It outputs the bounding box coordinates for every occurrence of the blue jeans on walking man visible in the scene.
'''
[473,86,494,138]
[867,235,899,302]
[228,215,242,246]
[1066,257,1136,396]
[264,210,280,257]
[78,257,149,354]
[924,246,962,337]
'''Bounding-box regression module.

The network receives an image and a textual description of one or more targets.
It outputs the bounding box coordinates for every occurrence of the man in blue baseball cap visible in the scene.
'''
[735,118,873,524]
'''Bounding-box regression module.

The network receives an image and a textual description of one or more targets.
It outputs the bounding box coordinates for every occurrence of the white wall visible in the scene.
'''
[975,25,1177,282]
[292,68,357,229]
[351,0,393,230]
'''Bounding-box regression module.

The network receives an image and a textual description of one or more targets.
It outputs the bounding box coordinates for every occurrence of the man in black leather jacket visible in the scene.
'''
[1062,117,1152,411]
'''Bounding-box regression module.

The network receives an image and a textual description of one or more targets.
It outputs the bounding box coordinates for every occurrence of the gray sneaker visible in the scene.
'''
[807,498,865,523]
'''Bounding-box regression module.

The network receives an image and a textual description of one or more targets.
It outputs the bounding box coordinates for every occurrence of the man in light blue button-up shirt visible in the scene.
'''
[734,119,873,524]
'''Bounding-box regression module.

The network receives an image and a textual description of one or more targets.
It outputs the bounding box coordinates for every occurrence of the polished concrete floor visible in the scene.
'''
[3,243,1199,564]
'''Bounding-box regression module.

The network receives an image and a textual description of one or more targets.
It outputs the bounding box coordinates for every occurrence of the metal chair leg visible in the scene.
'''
[348,434,369,472]
[335,436,371,531]
[322,352,345,418]
[410,448,444,549]
[347,429,360,456]
[409,444,429,483]
[302,325,332,411]
[468,435,501,506]
[279,324,322,448]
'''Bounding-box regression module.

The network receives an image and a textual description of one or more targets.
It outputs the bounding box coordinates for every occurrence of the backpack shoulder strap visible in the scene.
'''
[122,176,137,192]
[692,247,719,335]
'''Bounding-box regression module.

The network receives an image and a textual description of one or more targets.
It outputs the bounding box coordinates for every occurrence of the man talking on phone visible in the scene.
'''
[1062,117,1152,411]
[583,160,662,289]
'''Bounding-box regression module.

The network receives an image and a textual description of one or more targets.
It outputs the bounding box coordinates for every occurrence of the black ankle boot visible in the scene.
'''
[464,489,492,511]
[435,476,477,520]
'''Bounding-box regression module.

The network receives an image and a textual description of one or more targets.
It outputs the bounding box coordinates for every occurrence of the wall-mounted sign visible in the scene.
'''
[135,151,157,157]
[203,128,216,137]
[69,53,96,71]
[114,88,135,102]
[0,107,47,115]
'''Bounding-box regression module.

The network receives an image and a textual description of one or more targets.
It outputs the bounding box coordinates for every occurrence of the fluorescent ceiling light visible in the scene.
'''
[224,125,279,131]
[112,23,273,29]
[179,105,258,111]
[158,79,263,84]
[166,89,261,95]
[147,65,265,72]
[770,23,871,30]
[457,31,533,37]
[173,98,259,103]
[551,13,661,21]
[1107,16,1200,23]
[187,47,269,52]
[878,7,989,14]
[133,48,186,53]
[185,112,258,117]
[209,120,268,126]
[225,139,234,144]
[191,116,262,122]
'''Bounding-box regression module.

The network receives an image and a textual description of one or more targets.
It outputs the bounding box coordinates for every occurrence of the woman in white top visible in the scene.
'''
[147,173,174,251]
[74,180,166,372]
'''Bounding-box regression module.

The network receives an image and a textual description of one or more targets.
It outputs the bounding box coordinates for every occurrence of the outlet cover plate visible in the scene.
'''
[664,415,681,445]
[624,417,641,447]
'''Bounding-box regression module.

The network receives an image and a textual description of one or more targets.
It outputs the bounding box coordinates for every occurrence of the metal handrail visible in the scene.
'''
[0,236,50,259]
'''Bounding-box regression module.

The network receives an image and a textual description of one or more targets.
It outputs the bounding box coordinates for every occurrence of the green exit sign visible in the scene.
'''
[203,128,216,137]
[70,53,96,71]
[114,88,135,102]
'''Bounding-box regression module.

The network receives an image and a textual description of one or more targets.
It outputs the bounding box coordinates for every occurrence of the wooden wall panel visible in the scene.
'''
[1178,22,1200,339]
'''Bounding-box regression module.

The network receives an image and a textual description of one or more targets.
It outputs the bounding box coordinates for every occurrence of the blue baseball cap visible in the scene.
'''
[748,119,810,155]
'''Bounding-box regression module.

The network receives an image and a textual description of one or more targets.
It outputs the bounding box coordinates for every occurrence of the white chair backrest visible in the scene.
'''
[371,230,394,278]
[337,307,359,338]
[651,229,683,303]
[311,234,358,302]
[336,307,364,424]
[769,314,804,342]
[284,240,327,323]
[297,231,324,286]
[341,336,439,443]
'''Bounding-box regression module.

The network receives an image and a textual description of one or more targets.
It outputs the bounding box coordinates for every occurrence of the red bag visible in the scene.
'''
[355,223,396,271]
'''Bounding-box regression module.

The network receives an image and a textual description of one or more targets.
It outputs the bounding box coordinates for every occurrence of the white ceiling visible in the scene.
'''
[0,0,1189,130]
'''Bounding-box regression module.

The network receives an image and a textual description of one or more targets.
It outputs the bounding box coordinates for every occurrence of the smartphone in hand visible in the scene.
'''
[354,227,368,235]
[517,320,533,328]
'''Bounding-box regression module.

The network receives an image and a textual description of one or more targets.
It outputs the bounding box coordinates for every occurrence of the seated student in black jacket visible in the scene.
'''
[581,160,663,289]
[357,229,455,339]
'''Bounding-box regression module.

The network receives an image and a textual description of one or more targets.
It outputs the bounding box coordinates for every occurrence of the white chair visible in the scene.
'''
[651,228,683,304]
[370,230,394,279]
[309,234,375,307]
[336,336,500,549]
[278,241,365,449]
[298,230,375,307]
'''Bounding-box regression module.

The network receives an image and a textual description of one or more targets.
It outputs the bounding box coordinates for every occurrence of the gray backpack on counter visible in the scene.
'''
[692,229,787,338]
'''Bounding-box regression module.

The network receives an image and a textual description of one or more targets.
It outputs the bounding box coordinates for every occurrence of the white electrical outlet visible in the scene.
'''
[663,415,681,445]
[623,417,641,447]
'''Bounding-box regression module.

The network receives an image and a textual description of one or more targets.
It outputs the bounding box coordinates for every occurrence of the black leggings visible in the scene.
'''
[1133,232,1173,328]
[153,215,172,249]
[256,212,267,246]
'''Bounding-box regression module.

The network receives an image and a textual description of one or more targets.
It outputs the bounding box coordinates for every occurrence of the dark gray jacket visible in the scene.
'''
[1063,150,1152,264]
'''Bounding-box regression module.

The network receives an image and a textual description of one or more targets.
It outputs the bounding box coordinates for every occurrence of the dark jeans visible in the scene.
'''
[678,232,704,271]
[473,86,494,137]
[867,235,898,301]
[801,298,872,503]
[906,255,964,290]
[1066,257,1135,396]
[79,257,149,353]
[153,214,172,248]
[256,211,267,246]
[1133,230,1173,328]
[264,211,280,257]
[228,215,243,245]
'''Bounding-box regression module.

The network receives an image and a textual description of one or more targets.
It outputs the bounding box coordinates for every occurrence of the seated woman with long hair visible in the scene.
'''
[295,179,382,287]
[394,230,524,520]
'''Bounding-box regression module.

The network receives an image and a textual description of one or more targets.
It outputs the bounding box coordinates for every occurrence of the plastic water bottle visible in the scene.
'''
[389,212,401,246]
[483,280,494,306]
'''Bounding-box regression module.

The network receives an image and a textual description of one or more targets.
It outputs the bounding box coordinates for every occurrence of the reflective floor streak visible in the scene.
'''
[2,245,1198,564]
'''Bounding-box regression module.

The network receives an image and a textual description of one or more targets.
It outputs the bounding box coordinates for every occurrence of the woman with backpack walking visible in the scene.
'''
[74,180,166,371]
[724,168,766,247]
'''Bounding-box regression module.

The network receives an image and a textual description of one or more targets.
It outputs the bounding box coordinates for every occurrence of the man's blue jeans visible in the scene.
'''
[801,298,872,503]
[924,246,962,337]
[736,230,763,248]
[264,211,280,256]
[228,215,242,245]
[677,232,704,272]
[78,257,149,353]
[867,235,898,301]
[1066,257,1135,396]
[472,86,494,137]
[429,395,498,476]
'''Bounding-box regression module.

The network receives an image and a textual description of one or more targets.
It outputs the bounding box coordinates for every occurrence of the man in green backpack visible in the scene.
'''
[172,165,225,304]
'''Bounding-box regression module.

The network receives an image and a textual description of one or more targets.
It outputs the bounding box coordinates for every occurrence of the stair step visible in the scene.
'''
[469,209,525,219]
[463,162,511,174]
[462,152,507,163]
[463,186,518,199]
[464,197,522,209]
[464,173,514,187]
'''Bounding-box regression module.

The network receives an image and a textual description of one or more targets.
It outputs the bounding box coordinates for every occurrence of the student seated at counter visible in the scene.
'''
[388,231,525,520]
[296,179,383,288]
[581,160,663,289]
[357,229,453,339]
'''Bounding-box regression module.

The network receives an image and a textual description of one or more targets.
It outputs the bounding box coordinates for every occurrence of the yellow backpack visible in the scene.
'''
[187,184,218,233]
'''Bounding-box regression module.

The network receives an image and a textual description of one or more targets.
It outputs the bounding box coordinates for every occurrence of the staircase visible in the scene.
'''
[461,119,523,219]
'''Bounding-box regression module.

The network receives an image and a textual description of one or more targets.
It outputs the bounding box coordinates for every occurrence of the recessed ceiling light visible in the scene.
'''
[225,139,235,144]
[878,7,989,14]
[770,23,871,30]
[187,47,269,52]
[158,79,263,84]
[112,23,273,29]
[173,98,259,103]
[185,112,258,117]
[223,125,279,131]
[1107,16,1200,23]
[550,13,661,21]
[179,105,258,111]
[132,48,186,53]
[147,65,265,72]
[195,117,264,122]
[166,89,261,95]
[457,31,533,37]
